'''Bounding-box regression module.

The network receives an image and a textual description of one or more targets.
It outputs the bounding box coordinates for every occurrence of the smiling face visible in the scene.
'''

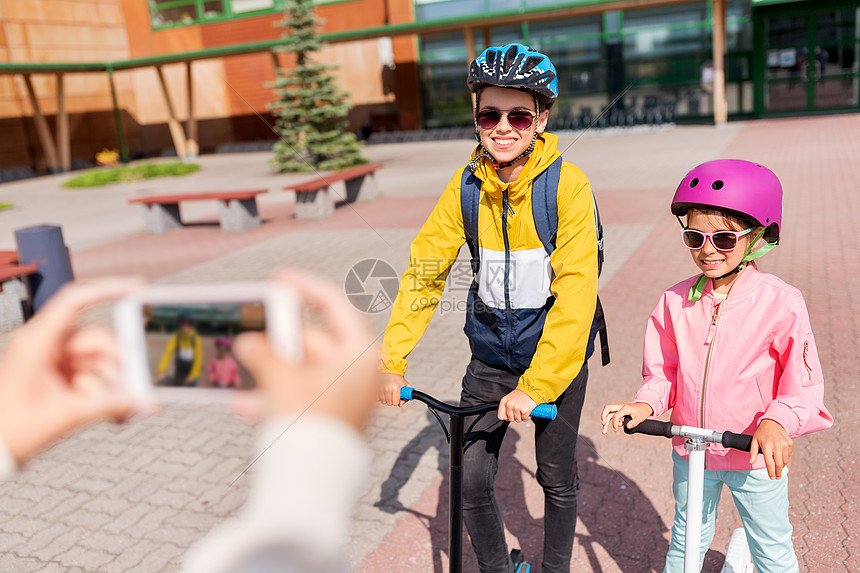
[686,208,756,293]
[475,86,548,176]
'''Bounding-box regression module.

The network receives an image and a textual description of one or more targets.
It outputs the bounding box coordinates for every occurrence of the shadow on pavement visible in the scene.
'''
[375,412,683,572]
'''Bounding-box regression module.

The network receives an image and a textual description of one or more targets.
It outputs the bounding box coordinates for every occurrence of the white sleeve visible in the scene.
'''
[182,414,370,573]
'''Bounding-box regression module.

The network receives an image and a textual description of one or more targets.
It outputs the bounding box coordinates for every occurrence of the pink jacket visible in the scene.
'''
[634,265,833,471]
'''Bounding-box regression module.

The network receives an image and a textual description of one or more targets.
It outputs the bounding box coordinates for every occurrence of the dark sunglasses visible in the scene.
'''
[475,109,536,130]
[681,228,754,252]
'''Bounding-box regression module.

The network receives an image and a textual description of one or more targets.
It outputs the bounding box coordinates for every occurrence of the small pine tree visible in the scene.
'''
[268,0,367,172]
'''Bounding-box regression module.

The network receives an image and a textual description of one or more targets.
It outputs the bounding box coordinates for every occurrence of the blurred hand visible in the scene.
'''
[0,279,140,465]
[234,270,382,433]
[379,373,408,407]
[601,402,654,435]
[750,419,793,479]
[498,389,538,423]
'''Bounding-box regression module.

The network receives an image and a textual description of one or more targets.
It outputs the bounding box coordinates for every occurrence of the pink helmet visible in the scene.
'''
[215,337,232,349]
[671,159,782,243]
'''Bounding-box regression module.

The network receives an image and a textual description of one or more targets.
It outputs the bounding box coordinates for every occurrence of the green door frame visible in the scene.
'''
[753,0,860,116]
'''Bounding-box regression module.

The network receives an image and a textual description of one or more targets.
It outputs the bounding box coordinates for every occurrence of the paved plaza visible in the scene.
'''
[0,114,857,572]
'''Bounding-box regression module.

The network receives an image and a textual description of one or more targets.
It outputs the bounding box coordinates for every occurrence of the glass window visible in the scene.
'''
[150,0,285,29]
[487,0,520,13]
[421,31,471,64]
[489,24,522,46]
[150,1,200,27]
[529,16,601,49]
[726,0,752,51]
[622,3,708,59]
[415,0,487,22]
[232,0,274,13]
[623,3,707,31]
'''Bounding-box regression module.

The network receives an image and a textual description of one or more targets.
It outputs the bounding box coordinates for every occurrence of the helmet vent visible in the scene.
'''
[712,180,724,190]
[690,178,699,187]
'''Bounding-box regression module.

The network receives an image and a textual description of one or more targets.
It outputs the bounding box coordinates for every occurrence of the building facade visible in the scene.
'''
[0,0,857,173]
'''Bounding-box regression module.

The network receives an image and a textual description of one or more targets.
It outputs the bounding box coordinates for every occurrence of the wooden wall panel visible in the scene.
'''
[0,118,36,169]
[0,0,131,121]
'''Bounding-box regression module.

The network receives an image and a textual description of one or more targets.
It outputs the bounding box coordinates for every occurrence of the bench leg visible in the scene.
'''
[141,203,182,233]
[295,188,335,219]
[0,279,27,333]
[344,172,380,204]
[219,198,261,231]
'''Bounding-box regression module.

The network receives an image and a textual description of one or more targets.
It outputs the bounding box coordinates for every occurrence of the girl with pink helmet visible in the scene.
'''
[601,159,832,572]
[207,336,241,388]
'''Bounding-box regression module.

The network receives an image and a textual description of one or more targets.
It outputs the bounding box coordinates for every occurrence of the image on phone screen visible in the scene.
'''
[144,303,262,389]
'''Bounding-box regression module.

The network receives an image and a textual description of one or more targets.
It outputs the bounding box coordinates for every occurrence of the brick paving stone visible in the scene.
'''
[29,526,89,561]
[55,544,118,569]
[0,553,49,573]
[103,538,176,573]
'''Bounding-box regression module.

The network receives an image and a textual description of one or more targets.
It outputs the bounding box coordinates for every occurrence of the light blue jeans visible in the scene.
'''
[663,451,799,573]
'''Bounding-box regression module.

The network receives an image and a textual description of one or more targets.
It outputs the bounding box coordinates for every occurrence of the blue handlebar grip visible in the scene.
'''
[530,404,557,420]
[400,386,414,401]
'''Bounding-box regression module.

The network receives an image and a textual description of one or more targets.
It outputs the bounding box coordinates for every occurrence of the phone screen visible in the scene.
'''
[144,303,263,389]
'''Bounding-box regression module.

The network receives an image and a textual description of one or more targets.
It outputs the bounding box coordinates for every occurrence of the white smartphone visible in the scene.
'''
[114,282,301,402]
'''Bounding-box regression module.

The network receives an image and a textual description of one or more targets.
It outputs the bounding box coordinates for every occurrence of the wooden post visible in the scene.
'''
[21,74,59,172]
[465,27,476,63]
[185,61,198,158]
[155,65,188,159]
[712,0,728,125]
[465,27,477,108]
[56,73,71,171]
[483,27,491,50]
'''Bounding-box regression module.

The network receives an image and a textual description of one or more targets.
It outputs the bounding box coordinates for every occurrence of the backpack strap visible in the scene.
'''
[594,297,610,366]
[531,157,562,256]
[533,156,610,367]
[460,168,482,274]
[594,195,604,275]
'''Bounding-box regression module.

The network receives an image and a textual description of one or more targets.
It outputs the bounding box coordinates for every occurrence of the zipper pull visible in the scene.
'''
[502,189,515,217]
[803,340,813,380]
[704,302,722,346]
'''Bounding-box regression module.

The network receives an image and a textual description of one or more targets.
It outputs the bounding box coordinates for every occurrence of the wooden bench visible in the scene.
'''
[0,250,19,265]
[129,190,267,233]
[285,163,382,219]
[0,262,37,289]
[0,261,35,331]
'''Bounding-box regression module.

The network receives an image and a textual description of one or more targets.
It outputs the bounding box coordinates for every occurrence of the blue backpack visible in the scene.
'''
[460,157,610,366]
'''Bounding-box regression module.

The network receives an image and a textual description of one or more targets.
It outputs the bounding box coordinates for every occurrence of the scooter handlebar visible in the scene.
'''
[530,404,557,420]
[400,387,557,420]
[721,430,753,452]
[622,416,673,438]
[622,416,754,452]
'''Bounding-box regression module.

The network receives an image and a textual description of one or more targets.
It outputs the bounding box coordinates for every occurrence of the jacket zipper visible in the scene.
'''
[803,340,812,380]
[700,299,724,439]
[502,188,512,364]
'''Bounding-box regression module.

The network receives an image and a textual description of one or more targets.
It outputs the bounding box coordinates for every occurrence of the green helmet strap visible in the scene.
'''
[741,228,775,263]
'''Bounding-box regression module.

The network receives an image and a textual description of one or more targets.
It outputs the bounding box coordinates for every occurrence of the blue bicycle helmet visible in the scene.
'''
[468,43,558,108]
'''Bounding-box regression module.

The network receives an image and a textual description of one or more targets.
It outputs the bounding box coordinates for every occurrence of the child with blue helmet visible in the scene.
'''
[380,43,600,572]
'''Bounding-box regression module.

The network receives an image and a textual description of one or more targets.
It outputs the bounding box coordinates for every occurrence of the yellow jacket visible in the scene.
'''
[158,330,204,380]
[381,133,598,403]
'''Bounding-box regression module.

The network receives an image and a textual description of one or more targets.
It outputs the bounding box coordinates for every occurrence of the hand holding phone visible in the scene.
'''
[0,279,139,465]
[114,282,301,401]
[233,271,381,432]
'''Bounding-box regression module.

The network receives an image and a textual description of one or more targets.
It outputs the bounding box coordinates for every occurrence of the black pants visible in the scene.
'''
[170,358,194,387]
[459,357,588,573]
